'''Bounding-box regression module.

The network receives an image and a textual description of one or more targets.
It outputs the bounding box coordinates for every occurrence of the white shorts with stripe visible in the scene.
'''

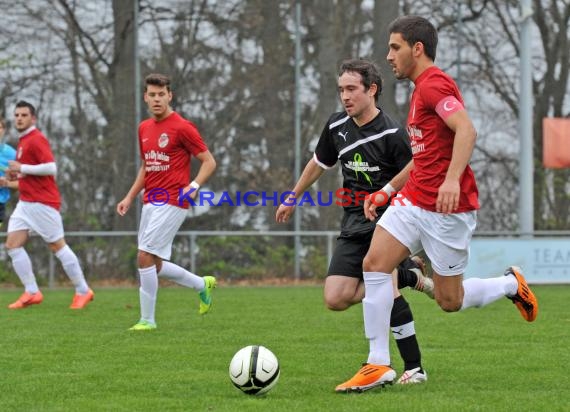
[8,201,65,243]
[138,203,187,261]
[378,196,477,276]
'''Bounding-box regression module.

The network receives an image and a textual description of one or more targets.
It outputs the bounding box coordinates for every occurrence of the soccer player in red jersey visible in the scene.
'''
[336,16,538,392]
[4,101,94,309]
[117,73,217,331]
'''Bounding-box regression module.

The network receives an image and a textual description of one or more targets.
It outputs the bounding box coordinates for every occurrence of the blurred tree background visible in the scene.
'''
[0,0,569,281]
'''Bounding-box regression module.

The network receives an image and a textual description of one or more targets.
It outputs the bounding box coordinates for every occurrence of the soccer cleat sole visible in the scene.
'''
[335,380,394,393]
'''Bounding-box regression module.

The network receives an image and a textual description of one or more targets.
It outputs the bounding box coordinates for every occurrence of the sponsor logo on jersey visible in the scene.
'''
[344,152,378,186]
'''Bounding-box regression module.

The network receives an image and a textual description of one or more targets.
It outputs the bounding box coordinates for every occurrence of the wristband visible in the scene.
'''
[381,183,396,197]
[190,181,200,190]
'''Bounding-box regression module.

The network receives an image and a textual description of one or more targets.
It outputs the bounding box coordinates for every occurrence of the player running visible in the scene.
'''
[336,16,538,393]
[4,101,94,309]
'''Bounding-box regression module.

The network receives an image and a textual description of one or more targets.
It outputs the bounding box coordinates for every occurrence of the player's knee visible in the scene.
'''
[324,292,350,311]
[362,254,378,272]
[436,296,462,312]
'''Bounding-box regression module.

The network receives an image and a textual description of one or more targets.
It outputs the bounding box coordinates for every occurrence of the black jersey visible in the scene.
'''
[314,109,412,237]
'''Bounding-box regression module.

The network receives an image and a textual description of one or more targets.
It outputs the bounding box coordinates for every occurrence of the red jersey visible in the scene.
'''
[139,112,208,209]
[402,66,479,212]
[16,127,61,210]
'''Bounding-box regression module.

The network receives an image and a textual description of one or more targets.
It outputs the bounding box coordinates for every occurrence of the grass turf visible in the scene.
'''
[0,285,567,411]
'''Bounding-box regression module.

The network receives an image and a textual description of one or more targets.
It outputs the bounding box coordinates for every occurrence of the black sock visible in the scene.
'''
[390,295,423,371]
[396,258,419,289]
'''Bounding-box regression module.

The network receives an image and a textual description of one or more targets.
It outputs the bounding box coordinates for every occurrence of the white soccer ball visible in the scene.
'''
[229,345,280,395]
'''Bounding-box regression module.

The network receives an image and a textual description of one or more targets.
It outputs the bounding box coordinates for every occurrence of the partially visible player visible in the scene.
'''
[117,73,217,331]
[0,118,17,226]
[4,101,94,309]
[336,16,538,393]
[277,59,433,385]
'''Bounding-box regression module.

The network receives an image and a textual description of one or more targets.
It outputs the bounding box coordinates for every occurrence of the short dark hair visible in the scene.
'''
[388,16,438,62]
[144,73,171,92]
[15,100,36,116]
[338,59,383,103]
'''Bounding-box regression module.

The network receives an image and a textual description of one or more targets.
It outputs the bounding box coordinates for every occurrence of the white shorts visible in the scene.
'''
[138,203,187,260]
[7,201,65,243]
[378,196,477,275]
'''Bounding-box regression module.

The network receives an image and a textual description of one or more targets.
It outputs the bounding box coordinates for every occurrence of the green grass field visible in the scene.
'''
[0,285,568,412]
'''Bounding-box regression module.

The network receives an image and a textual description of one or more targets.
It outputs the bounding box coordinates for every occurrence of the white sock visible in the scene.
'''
[139,266,158,324]
[55,245,89,294]
[158,261,205,290]
[461,276,518,310]
[363,271,394,366]
[7,247,39,294]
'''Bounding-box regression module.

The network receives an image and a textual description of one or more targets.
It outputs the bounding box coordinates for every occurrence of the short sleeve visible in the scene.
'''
[388,128,413,171]
[313,121,338,168]
[180,120,208,156]
[34,136,55,163]
[420,74,458,110]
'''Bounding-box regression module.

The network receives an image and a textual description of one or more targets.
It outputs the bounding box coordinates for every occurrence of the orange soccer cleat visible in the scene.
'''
[8,291,44,309]
[335,363,396,393]
[70,289,95,309]
[505,266,538,322]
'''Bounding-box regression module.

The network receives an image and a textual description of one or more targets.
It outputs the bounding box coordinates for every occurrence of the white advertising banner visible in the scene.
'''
[465,238,570,284]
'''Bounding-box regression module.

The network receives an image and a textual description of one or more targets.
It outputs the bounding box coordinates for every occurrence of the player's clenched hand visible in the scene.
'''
[7,160,21,172]
[363,194,378,221]
[116,197,132,216]
[436,179,460,214]
[364,190,391,221]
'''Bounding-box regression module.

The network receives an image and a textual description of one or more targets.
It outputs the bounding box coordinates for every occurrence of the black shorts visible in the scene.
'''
[326,231,418,279]
[0,203,5,223]
[327,232,374,278]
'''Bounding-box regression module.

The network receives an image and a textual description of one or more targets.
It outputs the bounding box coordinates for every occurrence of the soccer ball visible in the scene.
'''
[229,345,280,395]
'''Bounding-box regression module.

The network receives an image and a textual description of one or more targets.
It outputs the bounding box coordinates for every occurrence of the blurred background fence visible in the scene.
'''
[1,230,569,288]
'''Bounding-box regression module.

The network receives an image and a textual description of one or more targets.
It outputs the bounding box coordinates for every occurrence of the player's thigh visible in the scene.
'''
[138,204,186,260]
[324,236,369,303]
[5,230,29,249]
[9,201,64,243]
[364,225,411,273]
[368,201,422,272]
[418,210,476,276]
[324,275,362,303]
[327,235,371,277]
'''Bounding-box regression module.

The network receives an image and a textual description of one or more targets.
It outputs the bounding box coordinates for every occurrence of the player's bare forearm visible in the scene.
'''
[444,111,477,181]
[117,165,145,216]
[437,111,476,213]
[126,164,146,200]
[389,160,413,191]
[192,150,217,186]
[276,159,324,223]
[289,159,325,200]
